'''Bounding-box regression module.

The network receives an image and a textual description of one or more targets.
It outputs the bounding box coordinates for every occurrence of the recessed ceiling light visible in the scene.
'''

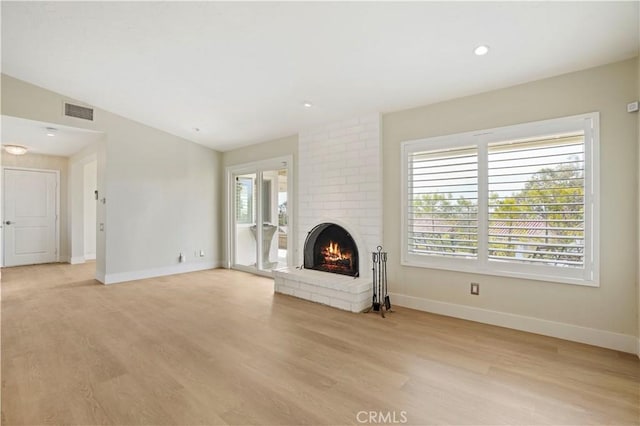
[474,45,489,56]
[303,102,313,108]
[194,127,200,132]
[45,127,57,136]
[4,144,28,155]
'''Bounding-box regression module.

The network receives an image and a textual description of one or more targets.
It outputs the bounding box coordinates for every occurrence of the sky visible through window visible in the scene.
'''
[410,133,583,198]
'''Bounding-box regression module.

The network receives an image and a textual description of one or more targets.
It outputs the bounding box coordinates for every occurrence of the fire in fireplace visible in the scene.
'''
[304,223,359,277]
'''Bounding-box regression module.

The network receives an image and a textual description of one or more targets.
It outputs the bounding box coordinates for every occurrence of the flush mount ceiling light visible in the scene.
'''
[474,45,490,56]
[4,144,28,155]
[45,127,57,136]
[303,101,313,108]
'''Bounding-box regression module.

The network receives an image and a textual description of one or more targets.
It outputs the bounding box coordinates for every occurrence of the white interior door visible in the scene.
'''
[3,168,58,266]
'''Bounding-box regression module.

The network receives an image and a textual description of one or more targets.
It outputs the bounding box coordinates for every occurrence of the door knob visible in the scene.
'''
[4,221,12,225]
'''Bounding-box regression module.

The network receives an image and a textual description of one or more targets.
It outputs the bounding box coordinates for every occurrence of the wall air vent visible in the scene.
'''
[63,102,94,121]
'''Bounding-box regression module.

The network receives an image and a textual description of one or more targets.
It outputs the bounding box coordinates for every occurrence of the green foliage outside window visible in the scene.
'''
[411,162,584,266]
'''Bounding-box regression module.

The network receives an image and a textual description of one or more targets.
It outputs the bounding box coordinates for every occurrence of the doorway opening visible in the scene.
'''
[228,156,293,275]
[1,115,103,277]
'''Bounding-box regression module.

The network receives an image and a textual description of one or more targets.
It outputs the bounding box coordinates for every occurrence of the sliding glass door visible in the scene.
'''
[229,157,292,274]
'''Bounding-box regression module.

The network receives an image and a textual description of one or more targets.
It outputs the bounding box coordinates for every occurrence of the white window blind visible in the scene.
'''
[401,113,598,286]
[408,146,478,258]
[488,134,585,268]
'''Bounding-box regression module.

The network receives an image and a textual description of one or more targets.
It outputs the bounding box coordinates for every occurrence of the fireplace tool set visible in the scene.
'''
[366,245,391,317]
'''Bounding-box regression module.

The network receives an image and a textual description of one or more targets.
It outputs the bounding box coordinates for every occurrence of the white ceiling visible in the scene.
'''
[1,115,103,157]
[2,2,638,152]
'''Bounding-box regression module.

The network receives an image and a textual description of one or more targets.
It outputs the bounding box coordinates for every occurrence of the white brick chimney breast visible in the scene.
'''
[273,113,382,312]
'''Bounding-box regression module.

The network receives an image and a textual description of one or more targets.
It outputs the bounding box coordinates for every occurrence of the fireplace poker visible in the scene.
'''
[371,251,379,311]
[378,247,382,315]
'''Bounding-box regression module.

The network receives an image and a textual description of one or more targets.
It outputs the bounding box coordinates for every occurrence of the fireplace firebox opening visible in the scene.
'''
[304,223,359,277]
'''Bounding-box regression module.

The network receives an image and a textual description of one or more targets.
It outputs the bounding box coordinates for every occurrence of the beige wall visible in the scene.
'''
[383,58,638,338]
[222,135,298,167]
[1,153,70,260]
[83,160,97,257]
[2,74,223,282]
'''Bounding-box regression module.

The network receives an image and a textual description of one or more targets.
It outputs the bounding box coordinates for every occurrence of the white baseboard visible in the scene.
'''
[390,292,638,354]
[70,254,96,264]
[96,269,106,284]
[103,261,222,285]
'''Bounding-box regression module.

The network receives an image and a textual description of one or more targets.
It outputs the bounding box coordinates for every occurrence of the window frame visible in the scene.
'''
[401,113,599,287]
[235,176,254,224]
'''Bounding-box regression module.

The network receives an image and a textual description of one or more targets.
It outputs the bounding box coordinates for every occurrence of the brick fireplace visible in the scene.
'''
[273,113,381,312]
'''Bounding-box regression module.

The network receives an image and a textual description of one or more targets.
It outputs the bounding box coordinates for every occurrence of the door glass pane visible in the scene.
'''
[234,173,257,268]
[259,168,287,271]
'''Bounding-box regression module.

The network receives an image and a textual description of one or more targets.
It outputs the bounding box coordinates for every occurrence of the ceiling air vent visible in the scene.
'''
[64,102,94,121]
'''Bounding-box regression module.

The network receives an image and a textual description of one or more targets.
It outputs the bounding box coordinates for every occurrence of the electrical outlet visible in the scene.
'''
[199,250,205,257]
[470,282,480,295]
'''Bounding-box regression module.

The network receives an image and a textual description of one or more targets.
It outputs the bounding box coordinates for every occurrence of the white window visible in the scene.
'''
[407,146,479,259]
[401,113,599,286]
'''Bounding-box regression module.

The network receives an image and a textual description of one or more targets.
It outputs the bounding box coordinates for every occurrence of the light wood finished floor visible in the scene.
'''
[2,263,639,425]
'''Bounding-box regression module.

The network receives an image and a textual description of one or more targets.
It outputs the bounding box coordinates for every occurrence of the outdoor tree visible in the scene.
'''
[411,193,478,255]
[411,161,584,264]
[489,162,584,263]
